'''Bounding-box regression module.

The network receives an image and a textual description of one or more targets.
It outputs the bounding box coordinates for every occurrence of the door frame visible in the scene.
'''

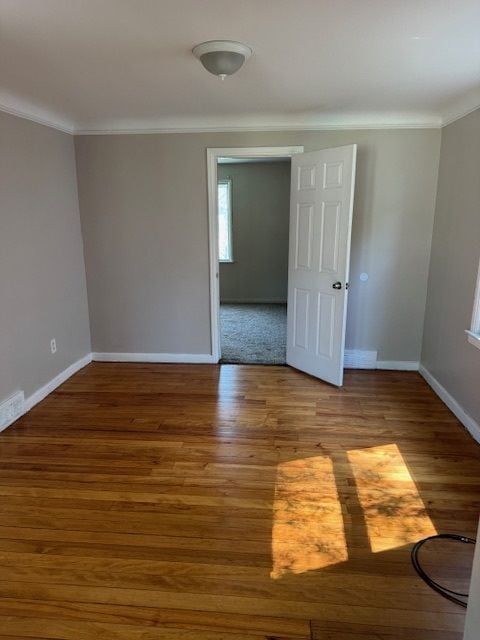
[207,146,304,362]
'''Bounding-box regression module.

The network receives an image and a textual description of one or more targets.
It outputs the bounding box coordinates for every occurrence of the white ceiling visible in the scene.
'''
[1,0,479,134]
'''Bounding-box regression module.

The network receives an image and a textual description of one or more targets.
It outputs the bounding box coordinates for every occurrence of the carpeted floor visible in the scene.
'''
[220,303,287,364]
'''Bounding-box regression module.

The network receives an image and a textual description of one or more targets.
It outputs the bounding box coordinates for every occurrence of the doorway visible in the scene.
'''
[217,156,291,364]
[207,144,357,385]
[207,147,303,365]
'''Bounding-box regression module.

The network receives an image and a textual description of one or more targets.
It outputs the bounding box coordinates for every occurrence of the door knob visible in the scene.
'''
[332,281,342,290]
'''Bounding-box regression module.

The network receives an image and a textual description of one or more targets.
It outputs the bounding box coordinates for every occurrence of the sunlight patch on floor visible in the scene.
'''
[348,444,437,552]
[271,455,348,578]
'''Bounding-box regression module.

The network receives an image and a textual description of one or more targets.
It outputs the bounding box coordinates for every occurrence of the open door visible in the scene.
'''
[286,145,357,386]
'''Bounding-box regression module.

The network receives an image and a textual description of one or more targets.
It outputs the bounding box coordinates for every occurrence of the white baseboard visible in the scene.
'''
[220,299,287,304]
[0,353,93,434]
[419,364,480,444]
[92,350,419,370]
[24,353,93,413]
[377,360,419,371]
[92,352,217,364]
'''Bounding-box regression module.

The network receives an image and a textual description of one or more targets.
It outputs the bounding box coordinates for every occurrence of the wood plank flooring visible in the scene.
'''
[0,363,478,639]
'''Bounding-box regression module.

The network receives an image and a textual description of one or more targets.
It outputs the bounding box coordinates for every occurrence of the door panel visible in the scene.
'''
[316,292,335,358]
[319,202,340,273]
[293,288,310,350]
[295,204,313,270]
[286,145,357,386]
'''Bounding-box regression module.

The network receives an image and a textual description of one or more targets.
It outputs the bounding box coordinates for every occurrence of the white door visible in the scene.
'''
[286,145,357,386]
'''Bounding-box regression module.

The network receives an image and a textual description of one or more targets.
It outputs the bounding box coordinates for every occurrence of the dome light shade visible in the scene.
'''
[192,40,252,80]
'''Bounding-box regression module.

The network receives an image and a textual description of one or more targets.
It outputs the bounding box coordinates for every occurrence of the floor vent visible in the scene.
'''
[0,391,25,432]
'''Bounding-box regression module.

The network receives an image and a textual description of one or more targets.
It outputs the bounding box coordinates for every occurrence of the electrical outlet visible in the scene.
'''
[50,338,57,354]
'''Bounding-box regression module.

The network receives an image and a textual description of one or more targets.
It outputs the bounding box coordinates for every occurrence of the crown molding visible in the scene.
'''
[74,118,442,135]
[74,110,443,134]
[0,101,74,134]
[439,87,480,128]
[2,94,478,135]
[441,102,480,127]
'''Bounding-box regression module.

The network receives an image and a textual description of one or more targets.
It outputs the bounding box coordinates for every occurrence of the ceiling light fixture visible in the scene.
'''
[192,40,252,80]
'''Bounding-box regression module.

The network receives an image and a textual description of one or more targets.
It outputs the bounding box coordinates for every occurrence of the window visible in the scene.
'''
[218,179,233,262]
[466,258,480,350]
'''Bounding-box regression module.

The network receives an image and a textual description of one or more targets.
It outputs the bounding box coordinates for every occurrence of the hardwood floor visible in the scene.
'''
[0,363,478,639]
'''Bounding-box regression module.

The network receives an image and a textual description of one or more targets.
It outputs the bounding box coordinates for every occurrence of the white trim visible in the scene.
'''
[218,178,233,262]
[441,103,480,128]
[207,150,221,362]
[466,330,480,351]
[209,146,304,159]
[74,121,442,135]
[466,257,480,350]
[92,352,216,363]
[24,354,93,413]
[2,95,479,136]
[0,102,74,134]
[470,258,480,329]
[207,146,304,363]
[440,88,480,128]
[419,364,480,444]
[93,351,418,371]
[0,99,443,137]
[0,354,92,433]
[376,360,419,371]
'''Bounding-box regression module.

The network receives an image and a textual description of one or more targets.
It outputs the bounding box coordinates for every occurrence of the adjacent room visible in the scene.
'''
[1,2,480,639]
[217,157,290,364]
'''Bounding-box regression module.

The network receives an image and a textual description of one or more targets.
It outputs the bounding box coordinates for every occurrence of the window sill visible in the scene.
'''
[219,260,235,264]
[466,330,480,350]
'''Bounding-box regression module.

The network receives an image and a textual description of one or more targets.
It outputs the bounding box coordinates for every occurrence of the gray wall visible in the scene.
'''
[0,111,91,400]
[75,129,441,359]
[218,161,290,303]
[422,108,480,425]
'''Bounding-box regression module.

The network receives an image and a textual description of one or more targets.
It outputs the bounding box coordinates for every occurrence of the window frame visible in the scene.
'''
[466,258,480,350]
[217,178,233,263]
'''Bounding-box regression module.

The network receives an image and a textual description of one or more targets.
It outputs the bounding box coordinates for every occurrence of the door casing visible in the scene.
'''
[207,146,304,361]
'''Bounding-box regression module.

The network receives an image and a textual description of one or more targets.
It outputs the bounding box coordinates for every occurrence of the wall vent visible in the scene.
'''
[344,349,378,369]
[0,391,25,432]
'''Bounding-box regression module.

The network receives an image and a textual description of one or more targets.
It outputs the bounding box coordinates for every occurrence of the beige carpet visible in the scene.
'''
[220,303,287,364]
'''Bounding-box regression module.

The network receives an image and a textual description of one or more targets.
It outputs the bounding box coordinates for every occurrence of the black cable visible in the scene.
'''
[411,533,476,608]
